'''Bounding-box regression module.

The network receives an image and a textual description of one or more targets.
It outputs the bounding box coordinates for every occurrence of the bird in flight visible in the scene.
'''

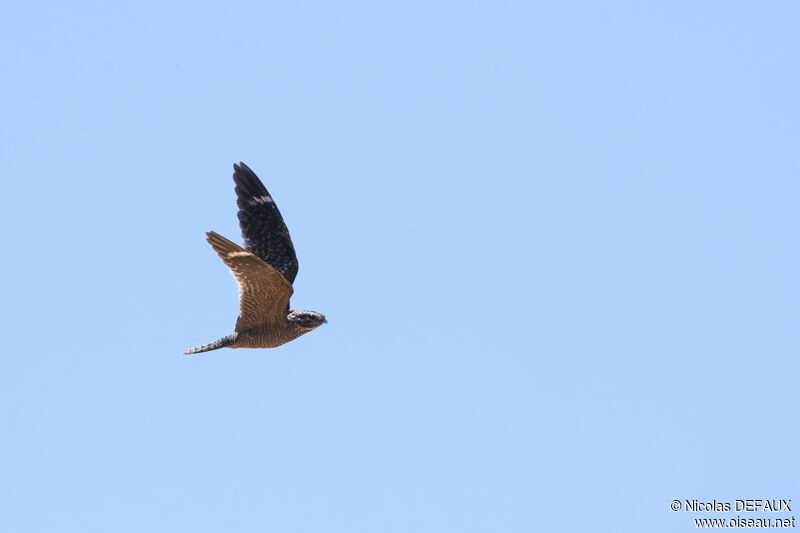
[184,162,326,355]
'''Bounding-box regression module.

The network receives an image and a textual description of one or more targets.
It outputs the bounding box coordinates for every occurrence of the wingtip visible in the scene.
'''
[233,161,252,174]
[232,162,268,199]
[205,231,234,248]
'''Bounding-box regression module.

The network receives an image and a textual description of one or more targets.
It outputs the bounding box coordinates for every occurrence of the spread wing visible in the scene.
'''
[233,162,299,284]
[206,231,294,332]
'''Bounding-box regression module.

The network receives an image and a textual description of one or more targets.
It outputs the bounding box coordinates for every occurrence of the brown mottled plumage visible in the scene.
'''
[184,163,326,355]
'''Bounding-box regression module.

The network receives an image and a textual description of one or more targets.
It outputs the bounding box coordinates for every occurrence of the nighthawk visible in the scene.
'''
[184,162,326,354]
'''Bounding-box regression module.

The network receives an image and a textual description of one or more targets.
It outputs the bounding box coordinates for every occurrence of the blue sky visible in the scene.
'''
[1,1,798,531]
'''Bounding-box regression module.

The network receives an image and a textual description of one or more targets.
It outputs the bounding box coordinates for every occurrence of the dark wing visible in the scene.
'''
[206,231,294,332]
[233,162,299,284]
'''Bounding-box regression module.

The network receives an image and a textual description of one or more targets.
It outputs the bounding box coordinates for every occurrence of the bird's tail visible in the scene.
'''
[183,333,239,355]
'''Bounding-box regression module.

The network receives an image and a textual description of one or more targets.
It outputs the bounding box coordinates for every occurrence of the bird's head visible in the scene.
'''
[288,309,327,331]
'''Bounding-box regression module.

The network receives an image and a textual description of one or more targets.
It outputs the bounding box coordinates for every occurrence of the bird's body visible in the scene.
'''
[184,163,325,355]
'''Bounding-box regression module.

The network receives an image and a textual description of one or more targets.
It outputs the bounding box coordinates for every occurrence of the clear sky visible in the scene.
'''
[1,1,798,531]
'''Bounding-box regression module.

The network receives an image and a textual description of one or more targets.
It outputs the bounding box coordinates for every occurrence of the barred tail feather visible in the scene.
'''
[183,333,238,355]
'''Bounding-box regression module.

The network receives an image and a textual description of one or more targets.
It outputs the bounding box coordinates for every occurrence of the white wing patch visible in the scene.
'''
[226,251,251,258]
[248,195,274,206]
